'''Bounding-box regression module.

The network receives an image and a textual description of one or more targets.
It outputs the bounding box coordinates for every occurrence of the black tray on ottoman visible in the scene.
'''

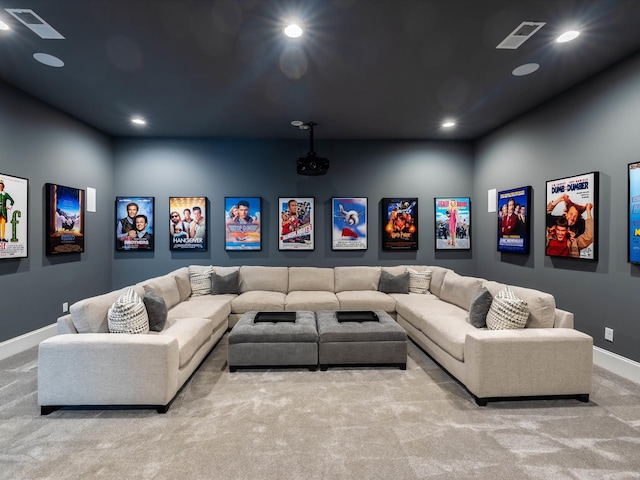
[336,311,379,323]
[253,312,298,323]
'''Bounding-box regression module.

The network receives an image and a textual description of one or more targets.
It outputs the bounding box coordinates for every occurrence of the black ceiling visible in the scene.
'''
[1,0,639,140]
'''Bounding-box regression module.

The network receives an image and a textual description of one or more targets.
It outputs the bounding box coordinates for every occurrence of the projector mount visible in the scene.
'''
[292,121,329,176]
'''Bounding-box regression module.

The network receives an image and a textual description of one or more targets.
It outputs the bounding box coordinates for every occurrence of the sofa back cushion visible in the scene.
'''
[142,274,181,310]
[334,266,381,292]
[427,266,452,297]
[70,285,145,333]
[439,271,484,311]
[483,280,556,328]
[288,267,335,292]
[239,266,288,293]
[173,267,192,301]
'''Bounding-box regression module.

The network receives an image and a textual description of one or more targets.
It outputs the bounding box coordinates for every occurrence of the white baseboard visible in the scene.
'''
[0,324,56,362]
[593,346,640,385]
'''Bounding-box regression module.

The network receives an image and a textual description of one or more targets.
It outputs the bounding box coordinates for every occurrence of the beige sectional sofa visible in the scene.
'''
[38,265,593,413]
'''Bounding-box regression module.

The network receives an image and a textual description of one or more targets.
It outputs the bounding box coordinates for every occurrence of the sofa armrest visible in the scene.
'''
[464,328,592,399]
[554,308,574,328]
[38,334,180,408]
[57,314,77,334]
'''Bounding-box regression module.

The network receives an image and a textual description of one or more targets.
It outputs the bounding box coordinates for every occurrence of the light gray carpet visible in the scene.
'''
[2,335,640,480]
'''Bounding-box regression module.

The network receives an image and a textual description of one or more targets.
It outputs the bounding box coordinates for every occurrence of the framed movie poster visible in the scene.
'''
[169,197,207,251]
[434,197,470,251]
[545,172,598,260]
[629,162,640,263]
[45,183,84,255]
[278,197,314,250]
[225,196,261,251]
[382,198,418,251]
[331,197,367,250]
[0,173,28,259]
[115,196,154,251]
[497,186,531,254]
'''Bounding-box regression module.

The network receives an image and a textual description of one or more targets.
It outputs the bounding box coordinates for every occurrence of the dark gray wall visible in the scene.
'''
[475,52,640,362]
[0,81,114,343]
[112,138,475,287]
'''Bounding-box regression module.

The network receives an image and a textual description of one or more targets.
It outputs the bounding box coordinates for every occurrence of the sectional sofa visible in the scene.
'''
[38,265,593,413]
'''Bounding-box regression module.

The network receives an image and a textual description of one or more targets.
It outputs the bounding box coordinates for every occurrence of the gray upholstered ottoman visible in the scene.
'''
[316,310,407,370]
[228,311,318,371]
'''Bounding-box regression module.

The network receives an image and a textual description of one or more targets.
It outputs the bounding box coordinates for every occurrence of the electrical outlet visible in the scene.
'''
[62,302,69,313]
[604,327,614,342]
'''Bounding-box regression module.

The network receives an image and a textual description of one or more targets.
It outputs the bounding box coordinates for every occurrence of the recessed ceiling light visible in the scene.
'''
[512,63,540,76]
[33,52,64,67]
[556,30,580,43]
[291,120,304,127]
[284,23,303,38]
[131,117,146,126]
[0,19,9,30]
[442,121,456,128]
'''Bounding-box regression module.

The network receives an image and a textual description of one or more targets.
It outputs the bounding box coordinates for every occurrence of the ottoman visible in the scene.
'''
[228,311,318,371]
[316,310,407,370]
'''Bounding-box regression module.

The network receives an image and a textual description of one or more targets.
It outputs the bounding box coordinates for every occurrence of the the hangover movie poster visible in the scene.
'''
[169,197,207,251]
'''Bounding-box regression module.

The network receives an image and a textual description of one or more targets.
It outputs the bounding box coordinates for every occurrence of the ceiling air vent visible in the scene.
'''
[496,21,545,50]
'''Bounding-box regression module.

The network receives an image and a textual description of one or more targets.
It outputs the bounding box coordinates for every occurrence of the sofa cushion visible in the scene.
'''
[188,265,213,296]
[160,317,213,369]
[69,285,145,333]
[108,288,150,334]
[239,266,288,293]
[395,295,466,330]
[406,268,431,294]
[410,313,475,362]
[211,270,239,294]
[440,271,484,311]
[168,294,233,324]
[483,281,556,328]
[231,291,286,313]
[143,291,168,332]
[427,266,452,297]
[173,267,192,301]
[143,274,181,309]
[378,270,410,294]
[469,287,492,328]
[486,286,529,330]
[288,267,335,292]
[285,291,340,311]
[336,290,396,312]
[334,266,381,292]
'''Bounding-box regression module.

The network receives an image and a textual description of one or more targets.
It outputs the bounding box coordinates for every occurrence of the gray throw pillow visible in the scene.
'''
[469,287,493,328]
[378,271,410,294]
[143,290,168,332]
[211,270,239,295]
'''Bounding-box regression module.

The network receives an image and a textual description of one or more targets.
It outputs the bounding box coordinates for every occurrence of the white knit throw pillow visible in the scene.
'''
[188,265,213,296]
[108,287,149,334]
[486,285,529,330]
[406,268,432,294]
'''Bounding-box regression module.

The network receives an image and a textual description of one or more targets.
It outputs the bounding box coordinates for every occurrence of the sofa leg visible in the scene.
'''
[156,404,170,414]
[475,397,488,407]
[41,406,58,415]
[578,394,590,403]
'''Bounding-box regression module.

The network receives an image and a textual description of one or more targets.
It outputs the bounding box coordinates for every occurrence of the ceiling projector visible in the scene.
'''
[294,121,329,176]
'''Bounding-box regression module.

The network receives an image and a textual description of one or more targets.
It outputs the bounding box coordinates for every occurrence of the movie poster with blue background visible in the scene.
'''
[434,197,470,250]
[278,197,314,250]
[116,196,154,251]
[629,162,640,263]
[497,186,531,254]
[332,197,367,250]
[545,172,598,260]
[169,197,206,251]
[0,173,28,259]
[46,183,84,255]
[225,196,261,251]
[382,198,418,250]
